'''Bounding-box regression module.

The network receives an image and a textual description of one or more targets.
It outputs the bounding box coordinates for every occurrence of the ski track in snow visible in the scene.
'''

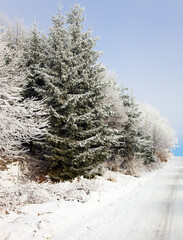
[0,157,183,240]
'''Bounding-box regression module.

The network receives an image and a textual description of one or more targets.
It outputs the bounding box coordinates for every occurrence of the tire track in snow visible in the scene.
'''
[80,157,183,240]
[155,163,183,240]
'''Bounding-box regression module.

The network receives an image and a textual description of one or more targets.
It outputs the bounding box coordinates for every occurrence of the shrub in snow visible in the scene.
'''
[0,166,98,210]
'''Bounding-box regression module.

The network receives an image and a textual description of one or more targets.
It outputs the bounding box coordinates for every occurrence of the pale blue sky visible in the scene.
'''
[0,0,183,154]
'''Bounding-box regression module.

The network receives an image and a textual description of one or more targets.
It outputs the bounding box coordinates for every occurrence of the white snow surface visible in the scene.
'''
[0,157,183,240]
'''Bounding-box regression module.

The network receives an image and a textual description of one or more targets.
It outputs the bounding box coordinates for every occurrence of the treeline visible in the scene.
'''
[0,4,177,180]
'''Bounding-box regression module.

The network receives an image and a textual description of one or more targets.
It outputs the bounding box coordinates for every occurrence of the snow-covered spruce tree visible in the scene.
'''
[20,22,59,170]
[135,127,155,165]
[0,28,48,167]
[45,4,110,180]
[119,87,155,170]
[20,10,71,173]
[22,22,49,100]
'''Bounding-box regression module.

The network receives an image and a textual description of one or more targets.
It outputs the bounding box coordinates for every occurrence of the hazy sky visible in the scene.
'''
[0,0,183,154]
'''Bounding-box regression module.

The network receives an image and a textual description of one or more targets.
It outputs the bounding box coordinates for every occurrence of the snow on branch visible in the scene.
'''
[0,33,49,161]
[139,103,178,157]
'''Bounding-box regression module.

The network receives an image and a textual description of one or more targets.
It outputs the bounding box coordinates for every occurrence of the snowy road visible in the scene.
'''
[1,157,183,240]
[59,157,183,240]
[81,157,183,240]
[48,157,183,240]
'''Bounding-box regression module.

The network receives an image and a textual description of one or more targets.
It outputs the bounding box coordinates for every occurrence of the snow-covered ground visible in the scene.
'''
[0,157,182,240]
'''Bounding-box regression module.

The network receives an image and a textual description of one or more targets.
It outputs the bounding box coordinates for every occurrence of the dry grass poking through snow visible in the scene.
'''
[0,163,98,211]
[0,158,164,212]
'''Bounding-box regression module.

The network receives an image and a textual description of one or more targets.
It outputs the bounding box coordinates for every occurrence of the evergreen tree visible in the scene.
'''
[119,86,155,167]
[120,87,141,161]
[46,4,110,180]
[22,22,48,99]
[139,134,155,164]
[20,22,55,160]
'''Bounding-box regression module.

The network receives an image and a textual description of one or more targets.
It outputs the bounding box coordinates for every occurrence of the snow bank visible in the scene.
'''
[0,163,98,211]
[0,161,164,240]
